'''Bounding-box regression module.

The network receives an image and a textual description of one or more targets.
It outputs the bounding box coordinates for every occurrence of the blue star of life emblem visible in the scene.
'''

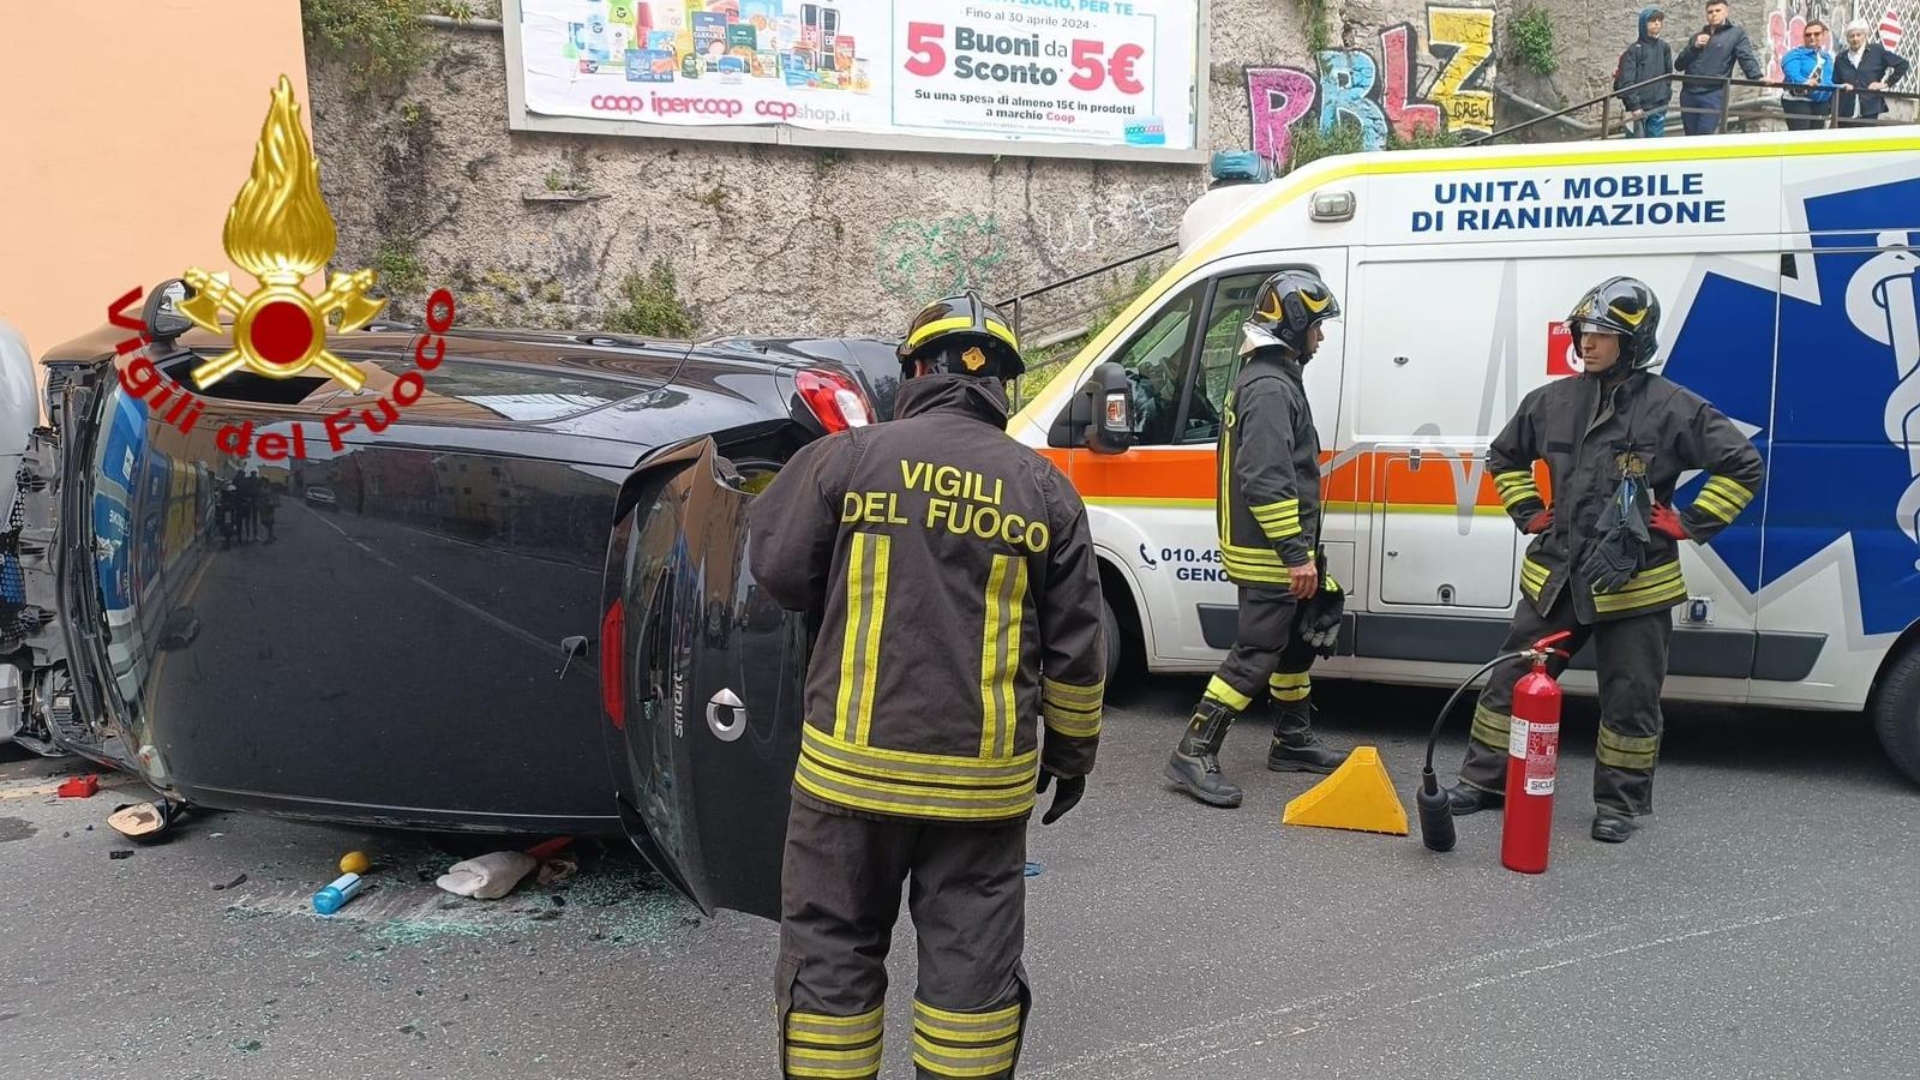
[1662,172,1920,636]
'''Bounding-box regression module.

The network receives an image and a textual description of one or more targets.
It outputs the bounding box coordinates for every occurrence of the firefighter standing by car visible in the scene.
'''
[748,292,1107,1080]
[1165,269,1353,809]
[1445,276,1764,842]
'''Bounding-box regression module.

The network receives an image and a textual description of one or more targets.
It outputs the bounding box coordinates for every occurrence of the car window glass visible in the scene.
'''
[1180,272,1280,444]
[1112,286,1200,446]
[354,358,642,422]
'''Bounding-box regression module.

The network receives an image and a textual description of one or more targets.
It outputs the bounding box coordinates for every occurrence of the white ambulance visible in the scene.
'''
[1014,124,1920,784]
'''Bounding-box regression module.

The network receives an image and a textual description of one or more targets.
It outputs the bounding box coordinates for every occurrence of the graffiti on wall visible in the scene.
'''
[1767,8,1812,83]
[1032,182,1203,257]
[875,212,1007,302]
[1245,5,1497,165]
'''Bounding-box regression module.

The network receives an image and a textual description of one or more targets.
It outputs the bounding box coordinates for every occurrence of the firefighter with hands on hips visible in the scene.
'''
[1445,276,1764,842]
[748,291,1107,1080]
[1165,268,1352,809]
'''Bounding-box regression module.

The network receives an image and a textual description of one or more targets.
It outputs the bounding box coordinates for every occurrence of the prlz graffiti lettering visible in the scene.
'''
[1244,5,1497,164]
[1245,67,1317,167]
[1425,5,1497,133]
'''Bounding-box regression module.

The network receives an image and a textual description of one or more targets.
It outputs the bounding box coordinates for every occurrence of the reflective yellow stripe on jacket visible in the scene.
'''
[835,531,891,744]
[1692,475,1755,524]
[979,554,1028,758]
[1041,676,1103,739]
[1592,560,1687,614]
[1520,557,1551,601]
[1248,498,1302,540]
[1494,469,1541,511]
[794,726,1040,822]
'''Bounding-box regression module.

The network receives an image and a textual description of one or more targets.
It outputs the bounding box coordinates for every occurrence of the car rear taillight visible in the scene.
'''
[794,369,873,433]
[601,599,626,730]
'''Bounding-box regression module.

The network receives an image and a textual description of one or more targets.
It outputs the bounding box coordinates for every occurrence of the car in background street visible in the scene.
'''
[302,485,337,510]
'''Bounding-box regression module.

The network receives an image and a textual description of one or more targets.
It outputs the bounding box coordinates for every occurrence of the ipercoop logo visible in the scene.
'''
[105,76,458,461]
[588,91,851,125]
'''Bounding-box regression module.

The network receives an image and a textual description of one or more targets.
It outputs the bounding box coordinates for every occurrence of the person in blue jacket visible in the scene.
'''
[1779,21,1837,130]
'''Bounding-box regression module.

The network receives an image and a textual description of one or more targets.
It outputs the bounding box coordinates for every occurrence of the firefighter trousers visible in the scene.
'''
[776,796,1031,1080]
[1457,590,1673,816]
[1203,586,1322,716]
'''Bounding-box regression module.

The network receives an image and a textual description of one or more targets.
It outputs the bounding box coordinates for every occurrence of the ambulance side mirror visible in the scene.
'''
[1046,362,1134,455]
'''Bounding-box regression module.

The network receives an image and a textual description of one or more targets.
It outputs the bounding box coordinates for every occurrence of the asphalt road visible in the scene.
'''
[3,674,1917,1080]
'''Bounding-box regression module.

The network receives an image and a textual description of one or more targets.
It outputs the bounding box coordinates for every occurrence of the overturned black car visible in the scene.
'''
[18,281,919,918]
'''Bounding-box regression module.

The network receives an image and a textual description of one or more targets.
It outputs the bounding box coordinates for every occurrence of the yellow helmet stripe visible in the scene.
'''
[1609,304,1647,327]
[904,315,1019,351]
[1299,291,1332,314]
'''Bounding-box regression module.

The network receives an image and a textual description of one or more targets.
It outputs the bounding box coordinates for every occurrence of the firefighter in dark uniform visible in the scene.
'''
[1165,268,1352,809]
[1445,276,1764,842]
[748,291,1107,1080]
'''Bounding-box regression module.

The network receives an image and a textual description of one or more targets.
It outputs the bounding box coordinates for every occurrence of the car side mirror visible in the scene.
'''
[1046,361,1134,455]
[143,279,196,345]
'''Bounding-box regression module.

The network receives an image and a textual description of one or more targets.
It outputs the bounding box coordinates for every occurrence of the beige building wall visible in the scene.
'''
[0,1,311,368]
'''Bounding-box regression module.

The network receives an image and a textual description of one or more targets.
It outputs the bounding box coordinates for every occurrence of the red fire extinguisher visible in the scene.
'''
[1501,630,1574,874]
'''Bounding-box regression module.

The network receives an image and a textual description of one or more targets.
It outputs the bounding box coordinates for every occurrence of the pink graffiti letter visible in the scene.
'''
[1767,11,1807,84]
[1382,24,1444,140]
[1246,67,1318,170]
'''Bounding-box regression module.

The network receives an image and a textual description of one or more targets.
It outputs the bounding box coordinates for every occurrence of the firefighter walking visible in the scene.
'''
[748,291,1107,1080]
[1166,269,1352,809]
[1445,276,1764,842]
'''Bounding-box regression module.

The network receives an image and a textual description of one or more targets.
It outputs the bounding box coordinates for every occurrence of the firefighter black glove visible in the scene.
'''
[1296,572,1345,657]
[1036,769,1085,825]
[1580,477,1649,593]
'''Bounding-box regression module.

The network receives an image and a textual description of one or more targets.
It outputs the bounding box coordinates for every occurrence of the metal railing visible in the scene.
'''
[996,243,1177,410]
[1468,73,1920,147]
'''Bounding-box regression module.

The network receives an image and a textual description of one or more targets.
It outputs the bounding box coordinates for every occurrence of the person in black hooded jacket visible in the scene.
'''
[1614,7,1675,137]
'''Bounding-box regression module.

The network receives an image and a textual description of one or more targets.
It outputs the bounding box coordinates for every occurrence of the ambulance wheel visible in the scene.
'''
[1100,594,1123,689]
[1868,644,1920,787]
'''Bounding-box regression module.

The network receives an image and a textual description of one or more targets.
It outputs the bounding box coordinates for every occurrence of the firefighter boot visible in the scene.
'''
[1266,699,1349,774]
[1165,700,1243,808]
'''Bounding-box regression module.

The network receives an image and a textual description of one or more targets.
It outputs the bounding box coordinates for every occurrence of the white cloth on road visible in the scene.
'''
[435,851,538,900]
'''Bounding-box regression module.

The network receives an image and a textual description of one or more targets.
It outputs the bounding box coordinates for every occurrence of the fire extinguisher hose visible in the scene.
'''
[1416,648,1529,852]
[1422,650,1529,774]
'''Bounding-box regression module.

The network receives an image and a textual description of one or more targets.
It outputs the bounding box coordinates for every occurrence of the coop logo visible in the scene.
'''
[102,75,457,461]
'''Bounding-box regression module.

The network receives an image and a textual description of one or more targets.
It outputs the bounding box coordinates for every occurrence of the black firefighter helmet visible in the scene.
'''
[897,291,1026,379]
[1567,276,1662,371]
[1240,268,1341,357]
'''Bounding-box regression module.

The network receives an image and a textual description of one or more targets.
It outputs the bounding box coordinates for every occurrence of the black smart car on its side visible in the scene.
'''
[26,280,909,918]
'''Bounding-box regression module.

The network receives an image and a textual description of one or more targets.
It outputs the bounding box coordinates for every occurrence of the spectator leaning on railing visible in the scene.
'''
[1835,18,1913,126]
[1673,0,1765,135]
[1780,21,1837,131]
[1614,7,1676,137]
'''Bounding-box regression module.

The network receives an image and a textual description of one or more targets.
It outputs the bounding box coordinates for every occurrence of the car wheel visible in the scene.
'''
[1869,643,1920,786]
[1100,593,1123,689]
